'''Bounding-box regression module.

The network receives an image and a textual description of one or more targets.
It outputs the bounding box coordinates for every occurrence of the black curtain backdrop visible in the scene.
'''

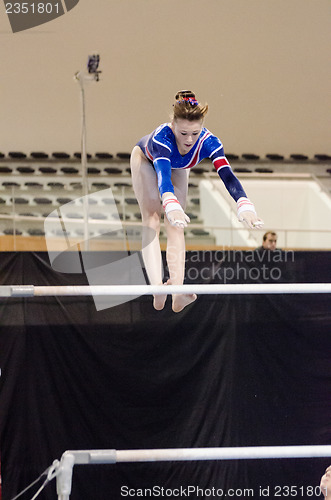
[0,251,330,500]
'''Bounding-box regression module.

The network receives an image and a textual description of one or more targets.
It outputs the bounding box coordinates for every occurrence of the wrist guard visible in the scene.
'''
[237,197,256,220]
[163,194,184,217]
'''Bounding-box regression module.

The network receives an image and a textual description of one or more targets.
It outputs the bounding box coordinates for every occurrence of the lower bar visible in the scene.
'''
[63,445,331,464]
[56,446,331,500]
[116,445,331,462]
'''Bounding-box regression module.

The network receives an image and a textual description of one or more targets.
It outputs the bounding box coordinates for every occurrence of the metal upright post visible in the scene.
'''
[74,54,101,251]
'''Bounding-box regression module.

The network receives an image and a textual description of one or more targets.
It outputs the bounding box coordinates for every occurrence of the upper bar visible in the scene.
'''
[0,283,330,297]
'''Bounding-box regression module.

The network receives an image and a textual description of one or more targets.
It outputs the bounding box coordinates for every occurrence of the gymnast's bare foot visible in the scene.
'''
[153,281,169,311]
[172,293,197,313]
[168,279,197,313]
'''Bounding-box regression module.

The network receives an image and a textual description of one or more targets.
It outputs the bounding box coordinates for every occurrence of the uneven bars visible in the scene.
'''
[56,445,331,499]
[0,283,331,298]
[64,445,331,463]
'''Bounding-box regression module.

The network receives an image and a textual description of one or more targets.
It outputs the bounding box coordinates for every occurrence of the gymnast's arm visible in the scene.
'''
[210,148,263,228]
[153,157,190,228]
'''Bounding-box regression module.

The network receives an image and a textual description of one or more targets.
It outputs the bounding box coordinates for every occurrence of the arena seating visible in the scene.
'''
[0,151,330,248]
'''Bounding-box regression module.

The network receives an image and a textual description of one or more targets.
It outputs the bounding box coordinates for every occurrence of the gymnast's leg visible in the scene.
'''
[165,169,197,313]
[130,146,168,310]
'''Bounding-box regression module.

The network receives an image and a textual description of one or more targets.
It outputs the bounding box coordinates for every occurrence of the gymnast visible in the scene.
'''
[321,465,331,499]
[130,90,263,313]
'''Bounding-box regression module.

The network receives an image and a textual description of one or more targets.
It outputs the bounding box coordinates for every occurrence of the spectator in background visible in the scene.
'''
[320,465,331,498]
[256,231,278,252]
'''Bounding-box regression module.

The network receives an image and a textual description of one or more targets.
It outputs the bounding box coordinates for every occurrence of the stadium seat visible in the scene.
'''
[70,182,82,189]
[17,167,35,174]
[0,167,13,173]
[39,167,57,174]
[34,197,52,204]
[89,213,108,220]
[25,182,43,188]
[116,153,131,160]
[3,228,23,235]
[226,154,240,161]
[11,197,29,204]
[52,152,71,159]
[242,154,260,160]
[3,182,20,188]
[255,168,274,173]
[48,182,65,189]
[74,152,92,159]
[102,198,120,205]
[191,167,207,174]
[114,182,131,188]
[74,229,86,236]
[27,228,45,236]
[77,197,98,205]
[191,229,210,236]
[95,152,113,159]
[87,167,101,174]
[266,154,284,161]
[61,167,79,174]
[57,198,74,205]
[65,213,83,219]
[92,182,110,189]
[87,198,98,205]
[54,229,71,236]
[117,213,130,220]
[315,154,331,161]
[30,152,49,159]
[234,168,253,173]
[104,167,123,175]
[8,152,27,159]
[290,154,309,161]
[125,198,138,205]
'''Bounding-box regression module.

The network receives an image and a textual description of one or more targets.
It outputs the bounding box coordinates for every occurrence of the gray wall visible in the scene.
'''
[0,0,330,156]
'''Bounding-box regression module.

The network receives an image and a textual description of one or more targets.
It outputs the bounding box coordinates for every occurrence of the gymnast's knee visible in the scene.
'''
[141,211,161,231]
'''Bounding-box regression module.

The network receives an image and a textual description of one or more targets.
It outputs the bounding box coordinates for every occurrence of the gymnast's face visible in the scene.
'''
[320,466,331,498]
[171,118,203,155]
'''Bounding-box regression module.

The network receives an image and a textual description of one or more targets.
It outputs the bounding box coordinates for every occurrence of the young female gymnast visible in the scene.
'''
[130,90,263,313]
[320,465,331,499]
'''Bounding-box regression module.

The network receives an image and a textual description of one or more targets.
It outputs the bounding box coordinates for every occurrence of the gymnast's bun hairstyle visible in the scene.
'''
[173,90,208,121]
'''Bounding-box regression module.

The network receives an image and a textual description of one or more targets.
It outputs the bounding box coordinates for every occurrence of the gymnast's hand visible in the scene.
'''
[239,210,264,229]
[162,193,190,228]
[237,197,264,229]
[166,209,190,228]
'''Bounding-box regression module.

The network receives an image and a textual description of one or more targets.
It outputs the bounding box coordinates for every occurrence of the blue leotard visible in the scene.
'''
[137,123,246,200]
